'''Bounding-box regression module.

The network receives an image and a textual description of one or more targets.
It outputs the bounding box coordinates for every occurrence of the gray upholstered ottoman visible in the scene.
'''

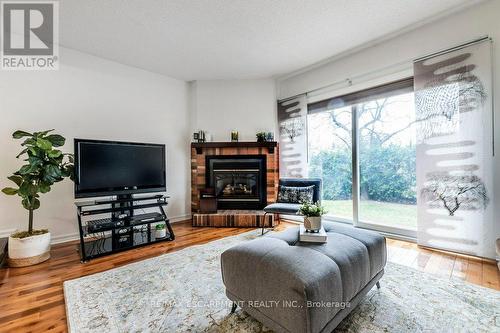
[221,221,387,333]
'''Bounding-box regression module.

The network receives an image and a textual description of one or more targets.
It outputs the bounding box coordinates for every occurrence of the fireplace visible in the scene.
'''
[191,141,278,227]
[206,155,267,209]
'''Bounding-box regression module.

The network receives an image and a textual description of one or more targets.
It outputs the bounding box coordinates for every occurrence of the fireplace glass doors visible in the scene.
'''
[206,155,267,209]
[214,170,259,200]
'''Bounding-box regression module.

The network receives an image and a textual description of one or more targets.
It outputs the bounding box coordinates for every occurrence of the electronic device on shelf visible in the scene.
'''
[128,213,164,225]
[113,227,134,249]
[93,194,166,205]
[86,218,125,233]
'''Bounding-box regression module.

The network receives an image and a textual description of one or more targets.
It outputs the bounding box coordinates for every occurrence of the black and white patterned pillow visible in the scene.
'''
[277,185,314,204]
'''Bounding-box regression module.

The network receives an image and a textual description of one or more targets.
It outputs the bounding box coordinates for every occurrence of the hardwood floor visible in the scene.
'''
[385,238,499,290]
[0,221,498,332]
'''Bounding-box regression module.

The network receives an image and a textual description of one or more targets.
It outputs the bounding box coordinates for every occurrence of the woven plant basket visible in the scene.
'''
[8,251,50,267]
[8,232,51,267]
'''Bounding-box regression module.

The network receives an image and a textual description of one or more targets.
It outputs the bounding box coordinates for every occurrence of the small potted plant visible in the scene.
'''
[2,130,73,267]
[298,202,326,233]
[256,132,267,142]
[155,223,167,239]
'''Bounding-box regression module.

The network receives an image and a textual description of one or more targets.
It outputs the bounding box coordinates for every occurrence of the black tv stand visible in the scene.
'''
[75,194,174,262]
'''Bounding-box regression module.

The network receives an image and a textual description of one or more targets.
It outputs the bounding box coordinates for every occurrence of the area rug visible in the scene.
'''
[64,230,499,332]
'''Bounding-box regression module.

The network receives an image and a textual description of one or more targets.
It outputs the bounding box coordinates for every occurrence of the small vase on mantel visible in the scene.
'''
[231,130,239,142]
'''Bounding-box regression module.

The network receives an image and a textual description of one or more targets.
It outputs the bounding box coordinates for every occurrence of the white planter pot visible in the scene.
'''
[8,232,51,267]
[304,217,322,232]
[155,229,167,239]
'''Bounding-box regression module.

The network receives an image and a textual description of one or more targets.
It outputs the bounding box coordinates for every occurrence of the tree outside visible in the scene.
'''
[308,92,417,229]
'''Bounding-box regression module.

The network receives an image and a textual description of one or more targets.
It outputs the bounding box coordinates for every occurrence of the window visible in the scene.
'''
[308,106,353,221]
[308,78,417,234]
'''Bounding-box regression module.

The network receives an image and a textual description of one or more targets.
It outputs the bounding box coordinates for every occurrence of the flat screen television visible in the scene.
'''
[74,139,166,198]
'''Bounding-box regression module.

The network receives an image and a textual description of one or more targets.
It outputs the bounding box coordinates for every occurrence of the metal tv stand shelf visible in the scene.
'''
[75,194,174,262]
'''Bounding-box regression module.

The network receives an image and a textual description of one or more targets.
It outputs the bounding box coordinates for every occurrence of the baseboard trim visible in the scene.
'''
[0,229,80,245]
[51,233,80,244]
[170,214,192,223]
[0,229,16,239]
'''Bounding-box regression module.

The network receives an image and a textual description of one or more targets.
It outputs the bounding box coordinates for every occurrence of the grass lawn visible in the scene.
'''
[322,200,417,229]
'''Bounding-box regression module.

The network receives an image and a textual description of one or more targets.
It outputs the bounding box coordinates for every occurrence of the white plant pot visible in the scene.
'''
[8,232,51,267]
[155,229,167,239]
[304,217,322,232]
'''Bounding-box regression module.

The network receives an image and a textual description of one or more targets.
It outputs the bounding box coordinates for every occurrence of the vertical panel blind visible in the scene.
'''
[277,95,308,178]
[414,39,494,259]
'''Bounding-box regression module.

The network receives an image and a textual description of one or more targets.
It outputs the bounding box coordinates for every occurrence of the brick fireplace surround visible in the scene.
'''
[191,141,279,227]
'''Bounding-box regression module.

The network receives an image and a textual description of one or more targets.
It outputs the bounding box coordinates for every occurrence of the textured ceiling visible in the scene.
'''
[60,0,483,80]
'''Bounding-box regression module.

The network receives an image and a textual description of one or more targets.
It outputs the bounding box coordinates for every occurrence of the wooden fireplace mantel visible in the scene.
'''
[191,141,277,154]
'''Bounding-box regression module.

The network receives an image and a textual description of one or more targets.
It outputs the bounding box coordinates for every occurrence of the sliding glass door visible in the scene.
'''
[308,79,417,236]
[308,106,353,222]
[357,92,417,232]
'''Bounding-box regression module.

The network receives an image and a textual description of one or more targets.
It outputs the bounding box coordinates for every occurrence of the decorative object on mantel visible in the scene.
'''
[230,130,239,142]
[63,230,500,333]
[193,130,206,143]
[1,129,74,267]
[298,201,326,232]
[255,131,266,142]
[256,131,275,142]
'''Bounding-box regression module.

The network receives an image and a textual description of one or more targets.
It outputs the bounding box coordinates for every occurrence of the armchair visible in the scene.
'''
[262,178,322,234]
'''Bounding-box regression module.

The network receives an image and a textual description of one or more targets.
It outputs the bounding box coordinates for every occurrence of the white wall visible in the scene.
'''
[190,79,277,141]
[277,0,500,258]
[0,47,191,243]
[277,1,500,100]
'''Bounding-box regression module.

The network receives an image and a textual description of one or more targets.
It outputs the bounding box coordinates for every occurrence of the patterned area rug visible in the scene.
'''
[64,230,499,332]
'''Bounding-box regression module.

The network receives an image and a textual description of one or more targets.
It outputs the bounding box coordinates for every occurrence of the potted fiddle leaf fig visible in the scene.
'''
[2,130,74,267]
